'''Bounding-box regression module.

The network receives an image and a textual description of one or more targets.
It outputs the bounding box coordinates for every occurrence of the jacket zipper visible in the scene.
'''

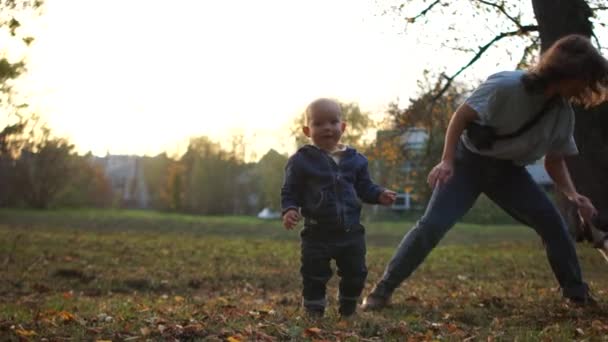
[322,152,345,230]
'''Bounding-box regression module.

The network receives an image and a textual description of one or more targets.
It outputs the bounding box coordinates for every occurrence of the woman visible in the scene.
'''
[362,34,608,310]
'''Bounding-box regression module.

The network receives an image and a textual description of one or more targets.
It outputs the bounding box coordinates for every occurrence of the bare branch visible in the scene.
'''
[406,0,442,23]
[590,6,608,11]
[592,31,602,50]
[432,25,538,101]
[516,37,539,69]
[476,0,523,29]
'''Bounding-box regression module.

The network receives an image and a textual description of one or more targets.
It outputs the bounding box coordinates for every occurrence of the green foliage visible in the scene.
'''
[0,0,42,95]
[13,123,76,208]
[1,209,607,340]
[140,153,172,209]
[1,116,112,209]
[376,73,467,202]
[53,154,113,208]
[254,149,288,211]
[0,58,24,86]
[169,136,257,215]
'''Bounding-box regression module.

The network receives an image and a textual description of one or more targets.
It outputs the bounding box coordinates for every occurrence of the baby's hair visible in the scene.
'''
[305,98,342,124]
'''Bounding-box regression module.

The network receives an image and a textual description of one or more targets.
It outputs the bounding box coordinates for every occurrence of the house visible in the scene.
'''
[89,154,150,208]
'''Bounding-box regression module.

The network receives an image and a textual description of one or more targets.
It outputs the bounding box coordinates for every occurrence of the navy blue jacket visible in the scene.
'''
[281,145,384,232]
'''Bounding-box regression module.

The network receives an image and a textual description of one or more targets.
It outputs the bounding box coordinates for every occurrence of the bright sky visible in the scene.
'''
[10,0,605,161]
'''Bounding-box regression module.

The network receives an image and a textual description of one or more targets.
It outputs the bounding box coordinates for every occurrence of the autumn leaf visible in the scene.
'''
[183,324,204,333]
[140,327,151,336]
[227,336,242,342]
[303,327,322,337]
[57,311,76,322]
[15,329,37,337]
[336,320,349,329]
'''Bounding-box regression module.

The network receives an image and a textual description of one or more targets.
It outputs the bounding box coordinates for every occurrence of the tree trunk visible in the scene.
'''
[531,0,593,52]
[531,0,608,242]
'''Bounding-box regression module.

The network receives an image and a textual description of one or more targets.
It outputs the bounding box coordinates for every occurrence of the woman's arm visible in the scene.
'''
[441,103,479,163]
[544,154,597,222]
[427,103,479,188]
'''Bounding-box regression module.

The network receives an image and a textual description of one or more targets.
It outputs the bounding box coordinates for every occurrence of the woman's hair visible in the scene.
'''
[522,34,608,107]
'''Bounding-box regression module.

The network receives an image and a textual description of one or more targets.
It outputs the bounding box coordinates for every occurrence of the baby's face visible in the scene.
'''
[305,106,345,151]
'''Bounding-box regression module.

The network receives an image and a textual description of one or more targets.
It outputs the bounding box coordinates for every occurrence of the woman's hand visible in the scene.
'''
[378,190,397,205]
[566,192,598,224]
[427,160,454,189]
[282,209,301,230]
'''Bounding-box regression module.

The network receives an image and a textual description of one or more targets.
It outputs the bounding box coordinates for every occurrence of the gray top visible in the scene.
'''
[462,70,578,165]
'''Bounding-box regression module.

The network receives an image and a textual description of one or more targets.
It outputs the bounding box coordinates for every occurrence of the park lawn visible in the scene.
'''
[0,209,607,341]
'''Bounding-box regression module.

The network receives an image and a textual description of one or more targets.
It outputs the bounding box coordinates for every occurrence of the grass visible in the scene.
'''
[1,208,607,341]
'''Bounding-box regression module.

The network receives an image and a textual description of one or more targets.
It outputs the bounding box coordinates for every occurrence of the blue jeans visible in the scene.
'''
[376,142,588,299]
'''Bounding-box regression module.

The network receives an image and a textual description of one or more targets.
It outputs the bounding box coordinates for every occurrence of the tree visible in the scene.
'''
[160,159,185,211]
[529,0,608,243]
[174,135,252,215]
[369,74,465,203]
[1,0,42,128]
[54,153,113,208]
[13,122,76,208]
[290,101,376,151]
[141,153,172,210]
[0,121,26,206]
[385,0,607,242]
[1,0,45,207]
[254,149,288,211]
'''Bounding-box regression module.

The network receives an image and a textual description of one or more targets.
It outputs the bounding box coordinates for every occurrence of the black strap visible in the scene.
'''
[495,96,559,140]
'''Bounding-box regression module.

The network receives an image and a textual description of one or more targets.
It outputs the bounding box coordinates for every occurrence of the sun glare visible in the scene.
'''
[13,0,587,161]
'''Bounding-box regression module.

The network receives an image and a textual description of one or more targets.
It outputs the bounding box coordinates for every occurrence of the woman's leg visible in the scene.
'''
[483,165,588,299]
[370,157,482,299]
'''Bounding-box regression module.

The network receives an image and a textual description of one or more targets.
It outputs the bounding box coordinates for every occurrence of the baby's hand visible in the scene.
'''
[378,190,397,205]
[282,209,301,230]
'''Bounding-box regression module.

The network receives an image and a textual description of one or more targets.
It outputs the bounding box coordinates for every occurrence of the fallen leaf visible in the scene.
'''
[15,329,37,337]
[447,323,459,333]
[183,324,204,332]
[303,327,322,337]
[227,336,241,342]
[336,320,349,329]
[140,327,151,336]
[174,296,185,303]
[58,311,76,322]
[591,320,607,332]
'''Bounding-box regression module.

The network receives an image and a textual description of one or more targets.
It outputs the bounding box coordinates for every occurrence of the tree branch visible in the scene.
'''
[591,31,602,51]
[432,25,538,101]
[476,0,523,29]
[406,0,442,23]
[516,37,539,69]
